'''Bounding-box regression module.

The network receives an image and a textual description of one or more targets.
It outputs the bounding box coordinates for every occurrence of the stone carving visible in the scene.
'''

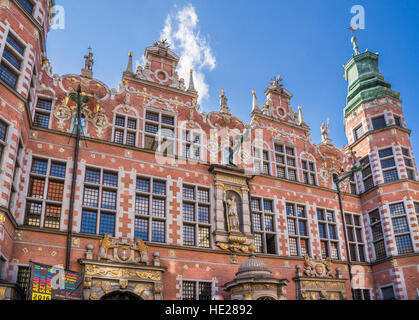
[224,192,240,232]
[84,47,94,71]
[320,118,332,144]
[97,234,149,264]
[219,89,230,114]
[302,256,333,278]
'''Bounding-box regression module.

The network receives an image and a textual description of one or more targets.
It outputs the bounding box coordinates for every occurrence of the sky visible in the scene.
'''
[47,0,419,152]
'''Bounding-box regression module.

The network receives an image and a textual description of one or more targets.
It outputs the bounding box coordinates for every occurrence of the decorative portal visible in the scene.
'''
[210,165,255,254]
[293,256,348,300]
[80,234,166,300]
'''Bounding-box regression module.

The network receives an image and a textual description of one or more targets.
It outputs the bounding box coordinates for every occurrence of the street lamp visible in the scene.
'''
[65,85,89,270]
[332,164,364,300]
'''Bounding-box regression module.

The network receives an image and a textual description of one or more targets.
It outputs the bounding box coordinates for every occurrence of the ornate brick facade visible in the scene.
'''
[0,0,418,300]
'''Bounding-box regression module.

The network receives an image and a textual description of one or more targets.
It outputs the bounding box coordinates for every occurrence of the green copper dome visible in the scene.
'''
[343,48,400,118]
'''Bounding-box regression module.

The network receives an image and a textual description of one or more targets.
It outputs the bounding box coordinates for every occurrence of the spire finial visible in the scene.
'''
[252,90,260,113]
[125,51,133,74]
[349,25,360,55]
[81,46,94,78]
[187,69,197,93]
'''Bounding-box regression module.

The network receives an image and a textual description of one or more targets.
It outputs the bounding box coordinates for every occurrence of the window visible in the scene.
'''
[113,114,138,147]
[24,158,66,230]
[381,286,395,300]
[368,209,387,260]
[415,202,419,225]
[301,160,316,185]
[372,115,386,130]
[251,198,276,254]
[349,175,357,195]
[9,140,23,210]
[253,147,270,175]
[0,256,5,280]
[345,213,366,262]
[17,266,31,293]
[394,115,402,127]
[134,177,166,243]
[274,144,297,181]
[182,130,202,160]
[182,185,211,248]
[33,98,52,129]
[353,289,371,300]
[361,156,374,192]
[401,147,415,181]
[0,119,7,164]
[182,281,212,300]
[1,34,25,88]
[144,110,175,156]
[353,124,364,141]
[286,203,310,257]
[389,203,413,255]
[317,209,339,260]
[379,147,398,183]
[81,168,118,236]
[17,0,34,15]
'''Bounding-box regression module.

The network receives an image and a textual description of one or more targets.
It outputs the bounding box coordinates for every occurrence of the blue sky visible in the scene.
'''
[47,0,419,152]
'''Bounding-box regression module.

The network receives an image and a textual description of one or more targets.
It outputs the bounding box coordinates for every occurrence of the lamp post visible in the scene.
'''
[65,85,89,270]
[332,164,364,300]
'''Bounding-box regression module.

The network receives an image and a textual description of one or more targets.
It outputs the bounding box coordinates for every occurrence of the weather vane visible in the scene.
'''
[349,25,360,55]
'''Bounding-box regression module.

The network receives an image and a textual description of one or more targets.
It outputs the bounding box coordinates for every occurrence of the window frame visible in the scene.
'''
[274,143,298,182]
[253,146,271,175]
[24,157,67,230]
[181,129,203,161]
[1,31,26,89]
[33,96,53,129]
[112,113,138,147]
[345,213,366,262]
[371,115,387,130]
[389,202,414,255]
[250,197,277,254]
[317,208,340,260]
[360,156,374,192]
[401,147,415,181]
[80,167,118,236]
[134,176,167,243]
[368,208,387,261]
[181,280,213,300]
[286,203,310,257]
[378,147,399,183]
[301,159,317,185]
[182,184,211,248]
[143,109,176,156]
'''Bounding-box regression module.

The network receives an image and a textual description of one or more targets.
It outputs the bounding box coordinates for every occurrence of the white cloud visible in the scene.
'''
[160,4,216,104]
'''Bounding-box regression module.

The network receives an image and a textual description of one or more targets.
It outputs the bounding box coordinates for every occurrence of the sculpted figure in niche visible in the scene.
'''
[225,193,240,232]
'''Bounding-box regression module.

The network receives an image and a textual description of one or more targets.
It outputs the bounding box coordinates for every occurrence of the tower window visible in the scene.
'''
[353,124,364,141]
[182,130,202,161]
[379,147,399,183]
[360,156,374,192]
[368,209,387,260]
[345,213,366,262]
[372,115,386,130]
[17,0,34,14]
[389,203,413,254]
[401,147,415,180]
[0,119,7,165]
[394,115,402,127]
